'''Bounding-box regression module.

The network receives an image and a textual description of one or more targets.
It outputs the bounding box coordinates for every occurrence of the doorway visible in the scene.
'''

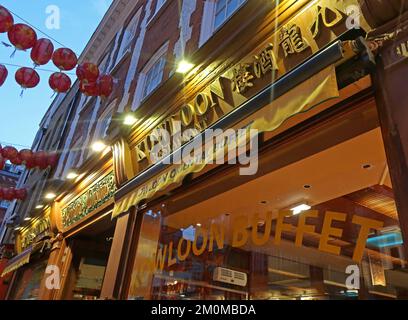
[61,213,116,300]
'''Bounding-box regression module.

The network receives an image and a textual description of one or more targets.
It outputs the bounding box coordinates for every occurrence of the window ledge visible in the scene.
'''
[146,0,171,30]
[110,49,132,75]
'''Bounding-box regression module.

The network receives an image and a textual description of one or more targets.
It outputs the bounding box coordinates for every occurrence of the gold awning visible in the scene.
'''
[112,66,339,219]
[1,248,32,278]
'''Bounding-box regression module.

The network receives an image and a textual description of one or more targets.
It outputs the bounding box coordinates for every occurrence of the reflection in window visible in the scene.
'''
[214,0,246,30]
[117,11,141,62]
[142,55,166,99]
[154,0,166,15]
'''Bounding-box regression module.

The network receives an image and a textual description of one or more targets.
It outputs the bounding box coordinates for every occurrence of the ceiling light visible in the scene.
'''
[124,114,137,126]
[67,171,79,180]
[196,223,202,227]
[91,141,107,152]
[290,204,311,215]
[176,60,194,74]
[14,227,21,231]
[35,205,44,209]
[24,217,31,222]
[45,192,56,200]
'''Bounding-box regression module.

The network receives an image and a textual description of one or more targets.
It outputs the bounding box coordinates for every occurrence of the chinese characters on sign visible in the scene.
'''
[61,172,116,228]
[253,44,278,78]
[310,5,344,38]
[20,216,51,250]
[232,44,278,94]
[232,4,346,94]
[396,40,408,58]
[279,24,309,57]
[232,63,255,94]
[134,1,358,171]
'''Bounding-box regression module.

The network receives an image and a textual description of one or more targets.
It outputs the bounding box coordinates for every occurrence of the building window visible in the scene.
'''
[142,55,166,99]
[116,11,141,62]
[0,200,10,209]
[93,99,117,141]
[199,0,246,47]
[155,0,166,14]
[99,53,110,74]
[214,0,246,30]
[133,42,169,108]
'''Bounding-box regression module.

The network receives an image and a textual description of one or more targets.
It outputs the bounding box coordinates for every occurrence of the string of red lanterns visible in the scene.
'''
[0,187,27,201]
[0,145,59,171]
[0,5,114,98]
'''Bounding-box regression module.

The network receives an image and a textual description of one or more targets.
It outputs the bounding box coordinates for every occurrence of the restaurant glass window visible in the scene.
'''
[60,218,116,300]
[8,258,48,300]
[126,125,408,300]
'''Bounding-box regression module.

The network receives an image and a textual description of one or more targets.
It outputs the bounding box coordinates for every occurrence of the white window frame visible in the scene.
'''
[148,0,167,24]
[99,52,111,74]
[93,99,117,141]
[116,10,142,63]
[155,0,166,15]
[133,41,169,109]
[199,0,246,47]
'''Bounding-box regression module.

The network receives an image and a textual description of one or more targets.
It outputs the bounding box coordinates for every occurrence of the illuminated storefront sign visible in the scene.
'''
[396,40,408,58]
[137,210,384,276]
[19,216,51,251]
[134,0,359,170]
[61,172,116,228]
[113,66,339,218]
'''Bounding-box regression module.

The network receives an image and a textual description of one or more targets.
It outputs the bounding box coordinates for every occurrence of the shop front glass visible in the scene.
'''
[126,124,407,300]
[8,258,48,300]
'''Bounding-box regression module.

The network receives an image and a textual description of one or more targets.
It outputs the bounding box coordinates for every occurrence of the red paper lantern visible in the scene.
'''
[25,157,36,169]
[33,151,49,169]
[97,74,114,98]
[47,152,59,168]
[31,38,54,66]
[80,81,99,96]
[1,146,18,160]
[15,188,28,200]
[52,48,78,71]
[8,23,37,51]
[2,188,14,201]
[0,64,7,87]
[76,63,99,82]
[0,6,14,33]
[49,72,71,93]
[0,155,5,170]
[20,149,35,169]
[10,154,22,165]
[15,67,40,89]
[19,149,33,163]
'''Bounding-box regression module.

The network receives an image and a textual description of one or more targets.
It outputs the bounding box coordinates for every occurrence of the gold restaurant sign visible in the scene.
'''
[113,66,338,218]
[19,215,51,251]
[132,210,384,280]
[113,0,369,218]
[134,0,367,169]
[62,172,116,228]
